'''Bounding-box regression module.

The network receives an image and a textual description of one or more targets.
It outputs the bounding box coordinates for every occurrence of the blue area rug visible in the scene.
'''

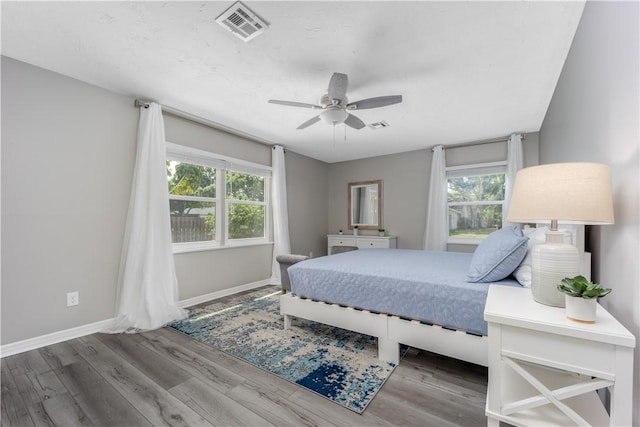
[168,286,400,413]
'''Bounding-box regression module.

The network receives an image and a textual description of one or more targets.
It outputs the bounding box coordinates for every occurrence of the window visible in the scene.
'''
[166,143,271,252]
[447,162,506,242]
[168,161,217,244]
[226,171,266,241]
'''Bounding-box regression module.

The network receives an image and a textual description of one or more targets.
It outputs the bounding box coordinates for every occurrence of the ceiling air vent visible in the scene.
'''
[215,2,268,42]
[368,121,390,130]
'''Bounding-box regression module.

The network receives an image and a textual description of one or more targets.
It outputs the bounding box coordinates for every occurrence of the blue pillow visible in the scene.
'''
[467,226,528,283]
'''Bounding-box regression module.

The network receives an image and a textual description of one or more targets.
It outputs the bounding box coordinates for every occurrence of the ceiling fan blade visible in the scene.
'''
[328,72,348,104]
[347,95,403,110]
[344,113,366,130]
[268,100,322,109]
[296,115,321,129]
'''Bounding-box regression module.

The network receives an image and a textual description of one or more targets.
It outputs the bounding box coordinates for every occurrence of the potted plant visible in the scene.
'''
[557,275,612,323]
[378,228,385,236]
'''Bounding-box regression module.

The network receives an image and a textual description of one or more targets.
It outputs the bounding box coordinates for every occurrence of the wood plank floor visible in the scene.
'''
[1,291,489,426]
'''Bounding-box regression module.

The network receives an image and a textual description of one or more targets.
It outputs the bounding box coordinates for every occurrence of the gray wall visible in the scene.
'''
[1,57,307,344]
[285,150,329,258]
[1,56,137,344]
[538,1,639,422]
[173,244,271,300]
[328,134,539,253]
[164,114,271,166]
[328,149,429,250]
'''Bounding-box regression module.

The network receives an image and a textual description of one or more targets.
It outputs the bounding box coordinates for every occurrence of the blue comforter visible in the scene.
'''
[287,249,521,336]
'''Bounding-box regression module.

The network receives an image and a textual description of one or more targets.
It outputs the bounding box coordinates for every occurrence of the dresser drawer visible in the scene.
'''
[328,236,357,247]
[357,238,389,249]
[327,235,396,255]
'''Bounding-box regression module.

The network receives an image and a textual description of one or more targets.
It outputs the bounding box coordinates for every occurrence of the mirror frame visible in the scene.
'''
[348,180,383,230]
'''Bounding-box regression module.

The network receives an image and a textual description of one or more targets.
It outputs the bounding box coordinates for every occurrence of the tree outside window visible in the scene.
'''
[226,171,266,240]
[167,161,217,243]
[447,173,505,240]
[166,151,270,249]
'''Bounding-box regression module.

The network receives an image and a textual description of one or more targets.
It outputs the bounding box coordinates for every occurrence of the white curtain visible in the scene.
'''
[424,145,448,251]
[107,103,187,333]
[271,145,291,284]
[503,133,524,227]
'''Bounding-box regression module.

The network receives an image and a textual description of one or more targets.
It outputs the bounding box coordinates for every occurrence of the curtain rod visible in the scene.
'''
[133,99,276,147]
[432,133,526,151]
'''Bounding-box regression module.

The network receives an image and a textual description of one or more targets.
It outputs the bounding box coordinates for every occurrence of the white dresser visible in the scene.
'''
[327,234,397,254]
[484,285,635,427]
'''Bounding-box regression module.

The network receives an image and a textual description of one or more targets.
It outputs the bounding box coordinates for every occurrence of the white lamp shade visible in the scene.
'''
[508,162,614,225]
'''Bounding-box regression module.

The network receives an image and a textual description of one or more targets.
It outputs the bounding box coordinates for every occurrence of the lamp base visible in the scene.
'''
[531,230,580,307]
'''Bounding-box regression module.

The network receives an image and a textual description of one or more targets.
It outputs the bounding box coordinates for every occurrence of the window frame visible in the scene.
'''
[446,161,507,245]
[166,142,272,253]
[224,171,270,245]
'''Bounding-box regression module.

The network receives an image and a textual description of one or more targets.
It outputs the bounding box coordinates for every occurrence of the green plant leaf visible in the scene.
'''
[557,275,611,299]
[557,283,582,297]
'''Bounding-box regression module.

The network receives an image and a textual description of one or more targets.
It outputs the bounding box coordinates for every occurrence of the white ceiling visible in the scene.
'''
[1,1,585,163]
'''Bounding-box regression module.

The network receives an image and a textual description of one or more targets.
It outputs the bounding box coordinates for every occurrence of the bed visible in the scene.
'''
[280,225,589,366]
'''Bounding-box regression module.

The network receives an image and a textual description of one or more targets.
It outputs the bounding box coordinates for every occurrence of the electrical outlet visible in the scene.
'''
[67,291,79,307]
[309,251,313,258]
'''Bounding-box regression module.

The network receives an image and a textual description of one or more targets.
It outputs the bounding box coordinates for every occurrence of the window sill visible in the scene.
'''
[173,241,273,254]
[448,238,482,245]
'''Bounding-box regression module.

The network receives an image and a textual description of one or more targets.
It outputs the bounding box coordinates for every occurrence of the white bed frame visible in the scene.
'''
[280,293,487,365]
[280,225,588,367]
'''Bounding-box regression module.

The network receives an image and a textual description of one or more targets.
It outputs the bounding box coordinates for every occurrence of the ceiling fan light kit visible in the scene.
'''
[320,107,348,125]
[268,72,403,130]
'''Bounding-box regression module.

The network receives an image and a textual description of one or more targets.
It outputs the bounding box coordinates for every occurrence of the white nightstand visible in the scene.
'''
[484,285,635,427]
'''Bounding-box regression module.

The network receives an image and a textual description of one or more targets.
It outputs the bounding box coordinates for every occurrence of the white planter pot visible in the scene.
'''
[565,295,597,323]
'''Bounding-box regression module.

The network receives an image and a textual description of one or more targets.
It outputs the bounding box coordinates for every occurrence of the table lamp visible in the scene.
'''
[508,163,614,306]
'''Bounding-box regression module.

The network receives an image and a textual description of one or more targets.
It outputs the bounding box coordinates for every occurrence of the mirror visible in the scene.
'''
[348,180,382,230]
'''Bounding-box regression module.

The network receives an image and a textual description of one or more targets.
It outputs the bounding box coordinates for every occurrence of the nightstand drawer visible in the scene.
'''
[501,325,616,378]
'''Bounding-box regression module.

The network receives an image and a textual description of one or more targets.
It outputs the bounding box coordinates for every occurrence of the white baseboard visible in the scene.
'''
[0,318,116,358]
[177,279,275,308]
[0,278,277,358]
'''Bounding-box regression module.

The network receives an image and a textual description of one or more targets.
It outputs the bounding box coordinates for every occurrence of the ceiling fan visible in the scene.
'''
[268,72,402,130]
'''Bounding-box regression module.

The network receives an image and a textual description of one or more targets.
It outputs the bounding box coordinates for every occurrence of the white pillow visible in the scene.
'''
[513,227,573,287]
